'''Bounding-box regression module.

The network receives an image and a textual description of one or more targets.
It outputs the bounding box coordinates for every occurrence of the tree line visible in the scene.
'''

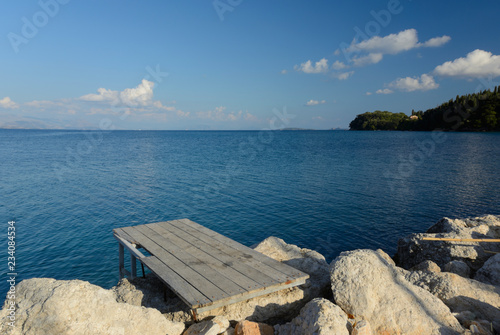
[349,86,500,131]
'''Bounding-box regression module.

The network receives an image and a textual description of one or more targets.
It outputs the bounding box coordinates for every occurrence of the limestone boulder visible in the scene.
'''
[396,215,500,271]
[330,249,464,335]
[0,278,185,335]
[253,236,331,296]
[403,270,500,333]
[113,275,192,323]
[474,253,500,286]
[274,298,349,335]
[183,316,229,335]
[444,260,471,278]
[410,260,441,273]
[115,236,330,323]
[351,320,373,335]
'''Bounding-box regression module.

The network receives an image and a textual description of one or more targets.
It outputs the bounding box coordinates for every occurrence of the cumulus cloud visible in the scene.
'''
[348,29,420,55]
[388,74,439,92]
[421,35,451,48]
[434,49,500,78]
[365,92,373,96]
[333,71,354,80]
[80,79,155,106]
[0,97,19,109]
[352,53,383,67]
[306,99,326,106]
[294,58,329,74]
[331,60,348,70]
[196,106,256,122]
[376,88,394,94]
[341,29,451,67]
[281,69,288,75]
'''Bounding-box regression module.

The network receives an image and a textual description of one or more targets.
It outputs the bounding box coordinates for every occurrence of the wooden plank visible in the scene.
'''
[114,234,146,260]
[141,256,210,308]
[147,222,263,291]
[136,224,248,296]
[176,219,308,279]
[117,219,311,313]
[166,220,287,286]
[121,226,228,303]
[168,219,295,282]
[114,228,139,246]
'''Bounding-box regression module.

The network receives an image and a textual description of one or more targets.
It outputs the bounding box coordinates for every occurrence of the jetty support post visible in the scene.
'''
[130,253,137,279]
[119,243,125,279]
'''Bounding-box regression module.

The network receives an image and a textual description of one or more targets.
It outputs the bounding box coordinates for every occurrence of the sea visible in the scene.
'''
[1,129,499,297]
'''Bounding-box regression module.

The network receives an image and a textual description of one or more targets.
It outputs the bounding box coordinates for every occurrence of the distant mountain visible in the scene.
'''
[0,114,99,130]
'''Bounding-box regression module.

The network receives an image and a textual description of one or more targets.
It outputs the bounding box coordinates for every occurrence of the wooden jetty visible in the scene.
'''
[113,219,309,318]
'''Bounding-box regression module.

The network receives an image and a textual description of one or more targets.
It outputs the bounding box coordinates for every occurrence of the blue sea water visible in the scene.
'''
[1,129,499,297]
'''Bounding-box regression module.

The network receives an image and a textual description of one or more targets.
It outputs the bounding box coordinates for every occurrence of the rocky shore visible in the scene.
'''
[1,215,499,335]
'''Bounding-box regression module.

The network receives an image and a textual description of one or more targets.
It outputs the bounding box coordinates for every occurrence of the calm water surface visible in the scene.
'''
[1,129,499,296]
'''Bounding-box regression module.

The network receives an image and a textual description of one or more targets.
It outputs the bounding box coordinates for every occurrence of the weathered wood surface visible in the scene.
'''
[113,219,309,312]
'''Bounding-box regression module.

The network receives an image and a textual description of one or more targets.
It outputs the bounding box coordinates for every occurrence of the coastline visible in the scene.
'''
[1,214,499,335]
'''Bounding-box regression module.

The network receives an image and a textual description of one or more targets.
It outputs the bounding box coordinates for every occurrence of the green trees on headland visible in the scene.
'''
[349,86,500,131]
[348,111,408,130]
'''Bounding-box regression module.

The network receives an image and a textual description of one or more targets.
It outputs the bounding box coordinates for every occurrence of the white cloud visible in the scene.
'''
[306,99,326,106]
[333,71,354,80]
[294,58,329,74]
[331,60,348,70]
[376,88,394,94]
[196,106,255,122]
[0,97,19,109]
[352,53,383,67]
[434,49,500,78]
[388,74,439,92]
[365,92,373,96]
[421,35,451,48]
[80,79,155,106]
[244,112,258,121]
[281,69,288,75]
[312,116,324,120]
[348,29,420,55]
[340,29,450,68]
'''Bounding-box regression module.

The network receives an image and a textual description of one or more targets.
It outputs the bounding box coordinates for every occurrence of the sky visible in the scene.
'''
[1,0,500,130]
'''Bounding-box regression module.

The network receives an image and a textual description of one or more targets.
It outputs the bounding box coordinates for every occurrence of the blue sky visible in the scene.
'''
[1,0,500,130]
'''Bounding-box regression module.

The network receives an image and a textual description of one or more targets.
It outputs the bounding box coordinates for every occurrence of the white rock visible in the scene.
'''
[253,236,331,294]
[0,278,185,335]
[404,270,500,333]
[274,298,349,335]
[330,249,464,335]
[183,316,229,335]
[351,319,373,335]
[410,260,442,273]
[397,215,500,271]
[474,253,500,286]
[444,260,471,278]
